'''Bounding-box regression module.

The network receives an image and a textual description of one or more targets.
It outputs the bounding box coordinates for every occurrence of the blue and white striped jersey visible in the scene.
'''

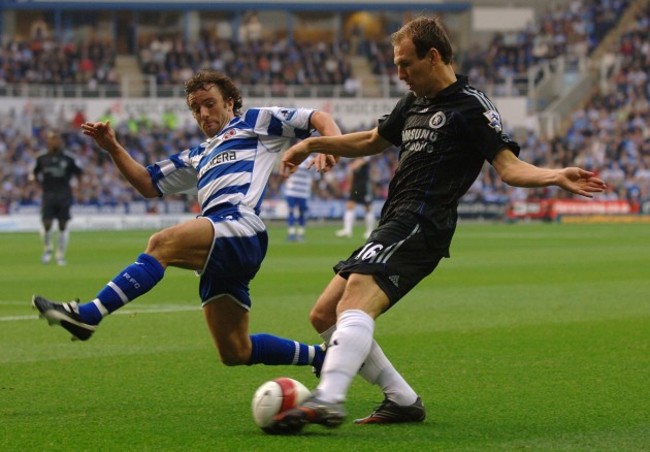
[146,107,314,215]
[283,160,314,200]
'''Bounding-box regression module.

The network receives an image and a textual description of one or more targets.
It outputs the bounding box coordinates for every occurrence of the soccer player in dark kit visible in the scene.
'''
[268,16,607,433]
[335,156,375,240]
[32,130,83,266]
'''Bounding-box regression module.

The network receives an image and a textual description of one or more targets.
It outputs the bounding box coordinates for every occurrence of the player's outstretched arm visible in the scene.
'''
[281,127,390,176]
[552,167,608,197]
[307,111,342,173]
[81,121,159,198]
[492,148,607,198]
[310,111,342,139]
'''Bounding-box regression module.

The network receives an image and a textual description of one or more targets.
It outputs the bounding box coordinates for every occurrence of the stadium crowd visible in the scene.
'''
[0,0,629,96]
[138,32,358,94]
[0,37,118,88]
[460,0,630,95]
[1,0,648,216]
[465,0,650,210]
[134,0,632,96]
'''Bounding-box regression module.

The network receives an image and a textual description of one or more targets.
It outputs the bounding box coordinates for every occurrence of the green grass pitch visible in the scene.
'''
[1,222,649,451]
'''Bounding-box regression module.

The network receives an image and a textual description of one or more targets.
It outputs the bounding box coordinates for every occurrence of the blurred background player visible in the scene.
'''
[284,159,314,242]
[32,130,83,266]
[336,156,375,239]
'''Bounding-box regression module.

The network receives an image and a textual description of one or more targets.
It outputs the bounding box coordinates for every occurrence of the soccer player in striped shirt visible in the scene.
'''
[33,70,340,374]
[284,159,315,242]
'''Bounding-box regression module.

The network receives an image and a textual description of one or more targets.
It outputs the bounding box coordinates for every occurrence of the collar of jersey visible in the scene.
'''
[205,116,243,144]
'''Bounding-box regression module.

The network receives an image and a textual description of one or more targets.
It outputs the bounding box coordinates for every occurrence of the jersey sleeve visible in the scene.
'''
[146,148,199,196]
[246,107,314,140]
[66,152,83,177]
[377,93,416,146]
[466,104,520,162]
[33,157,42,179]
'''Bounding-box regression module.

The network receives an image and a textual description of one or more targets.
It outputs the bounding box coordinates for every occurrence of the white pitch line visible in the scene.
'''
[0,304,200,322]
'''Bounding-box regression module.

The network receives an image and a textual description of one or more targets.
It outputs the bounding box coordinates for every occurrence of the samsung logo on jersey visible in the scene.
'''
[211,151,237,165]
[402,128,436,142]
[402,128,438,154]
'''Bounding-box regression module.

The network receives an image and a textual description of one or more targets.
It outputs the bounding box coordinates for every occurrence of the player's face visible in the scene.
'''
[393,38,437,98]
[46,133,62,152]
[187,85,235,138]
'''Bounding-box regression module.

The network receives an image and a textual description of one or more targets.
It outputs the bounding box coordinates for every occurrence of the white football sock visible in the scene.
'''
[319,325,336,344]
[342,209,355,234]
[364,210,375,235]
[57,229,69,258]
[320,323,417,406]
[316,310,374,403]
[359,340,418,406]
[41,228,52,251]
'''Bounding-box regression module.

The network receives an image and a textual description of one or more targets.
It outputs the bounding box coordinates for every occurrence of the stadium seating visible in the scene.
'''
[0,1,647,216]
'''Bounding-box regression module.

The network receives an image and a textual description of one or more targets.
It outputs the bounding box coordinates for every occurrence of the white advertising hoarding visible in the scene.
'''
[0,96,529,131]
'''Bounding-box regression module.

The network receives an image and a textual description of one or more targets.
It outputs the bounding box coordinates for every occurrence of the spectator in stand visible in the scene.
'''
[30,15,50,41]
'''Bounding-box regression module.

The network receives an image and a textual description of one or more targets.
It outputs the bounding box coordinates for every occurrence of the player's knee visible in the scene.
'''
[147,230,164,249]
[310,305,335,332]
[216,341,251,366]
[146,230,174,257]
[219,355,246,366]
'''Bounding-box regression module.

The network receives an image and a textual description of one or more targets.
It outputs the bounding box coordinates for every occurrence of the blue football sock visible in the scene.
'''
[78,253,165,325]
[249,333,323,366]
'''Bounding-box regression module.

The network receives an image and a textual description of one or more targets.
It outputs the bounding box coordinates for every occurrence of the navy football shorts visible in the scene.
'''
[199,207,268,310]
[334,218,450,307]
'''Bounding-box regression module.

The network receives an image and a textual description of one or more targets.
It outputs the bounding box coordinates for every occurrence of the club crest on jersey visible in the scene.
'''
[222,129,237,140]
[428,111,446,129]
[279,109,296,120]
[483,110,503,132]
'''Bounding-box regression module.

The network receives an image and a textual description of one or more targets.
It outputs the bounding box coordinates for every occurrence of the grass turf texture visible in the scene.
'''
[1,222,648,451]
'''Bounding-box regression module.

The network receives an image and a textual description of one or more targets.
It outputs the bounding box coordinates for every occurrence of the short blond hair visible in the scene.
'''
[391,16,453,64]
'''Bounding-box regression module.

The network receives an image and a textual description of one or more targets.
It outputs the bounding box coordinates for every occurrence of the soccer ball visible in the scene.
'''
[251,377,311,431]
